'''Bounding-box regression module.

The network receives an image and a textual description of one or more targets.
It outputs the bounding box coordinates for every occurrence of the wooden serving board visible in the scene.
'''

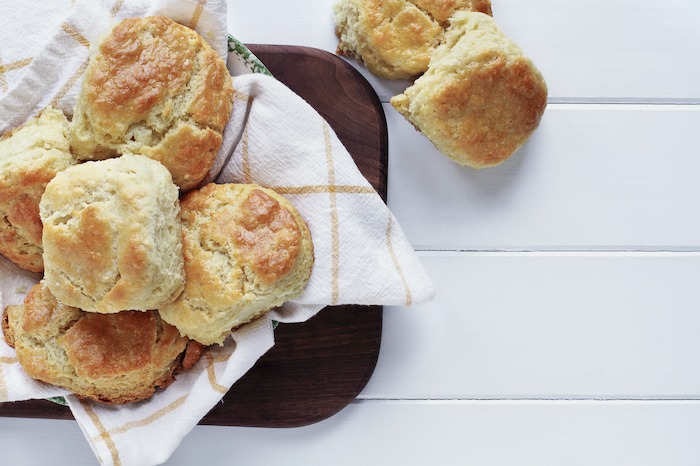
[0,45,387,428]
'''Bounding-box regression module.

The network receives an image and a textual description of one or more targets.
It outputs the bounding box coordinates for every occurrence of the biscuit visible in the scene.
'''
[334,0,492,79]
[40,153,184,314]
[3,282,198,404]
[390,12,548,168]
[158,183,314,346]
[0,107,77,272]
[70,16,234,191]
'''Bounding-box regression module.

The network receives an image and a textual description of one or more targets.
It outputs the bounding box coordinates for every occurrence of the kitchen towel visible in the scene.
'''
[0,0,435,465]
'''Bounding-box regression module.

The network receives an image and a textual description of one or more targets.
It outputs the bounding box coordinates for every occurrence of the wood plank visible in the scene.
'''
[228,0,700,102]
[492,0,700,103]
[3,401,700,466]
[387,104,700,251]
[360,252,700,399]
[179,401,700,466]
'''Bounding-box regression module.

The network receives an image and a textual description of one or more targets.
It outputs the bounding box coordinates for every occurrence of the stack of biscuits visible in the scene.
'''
[0,16,314,404]
[334,0,548,168]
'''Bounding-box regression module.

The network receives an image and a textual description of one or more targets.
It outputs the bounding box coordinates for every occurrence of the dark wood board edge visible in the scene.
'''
[0,45,388,429]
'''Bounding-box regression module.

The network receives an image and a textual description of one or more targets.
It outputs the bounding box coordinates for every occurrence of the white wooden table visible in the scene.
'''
[3,0,700,464]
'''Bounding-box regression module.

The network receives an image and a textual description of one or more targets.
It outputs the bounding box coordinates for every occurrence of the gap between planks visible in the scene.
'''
[352,398,700,404]
[414,250,700,257]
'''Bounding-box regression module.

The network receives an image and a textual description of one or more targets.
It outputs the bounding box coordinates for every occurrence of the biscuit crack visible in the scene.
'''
[61,271,99,307]
[111,40,220,155]
[405,0,443,26]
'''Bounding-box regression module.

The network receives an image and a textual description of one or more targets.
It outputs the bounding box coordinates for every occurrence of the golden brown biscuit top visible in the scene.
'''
[181,183,302,285]
[21,282,187,380]
[335,0,493,79]
[220,187,301,283]
[86,16,231,134]
[391,12,547,168]
[158,182,313,345]
[63,311,181,379]
[433,56,547,166]
[89,16,192,123]
[362,0,442,78]
[21,279,81,340]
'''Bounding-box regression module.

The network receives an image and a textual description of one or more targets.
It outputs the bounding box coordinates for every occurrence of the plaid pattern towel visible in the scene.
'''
[0,0,435,465]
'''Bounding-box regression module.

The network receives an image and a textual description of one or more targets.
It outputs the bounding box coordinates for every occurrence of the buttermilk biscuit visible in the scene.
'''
[334,0,492,79]
[158,183,314,346]
[0,107,77,272]
[3,282,201,404]
[40,154,184,314]
[391,12,548,168]
[70,16,234,191]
